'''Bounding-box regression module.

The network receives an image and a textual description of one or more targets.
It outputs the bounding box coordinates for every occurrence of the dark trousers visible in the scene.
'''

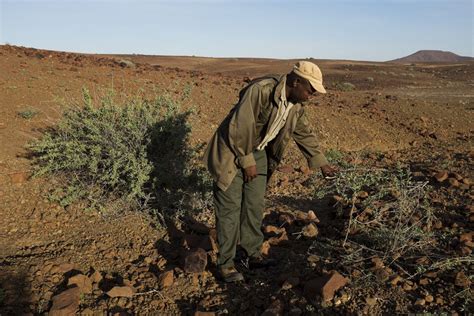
[213,150,267,269]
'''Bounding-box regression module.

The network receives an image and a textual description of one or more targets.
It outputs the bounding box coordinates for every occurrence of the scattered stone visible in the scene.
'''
[194,312,215,316]
[390,275,402,286]
[184,248,207,273]
[89,270,103,284]
[159,270,174,288]
[49,286,80,315]
[415,298,425,306]
[278,213,295,226]
[304,271,349,301]
[419,278,429,285]
[358,191,369,199]
[264,225,285,235]
[277,165,294,173]
[460,232,473,243]
[366,297,377,306]
[262,299,284,316]
[434,171,448,183]
[371,257,384,269]
[281,277,300,290]
[261,241,271,256]
[425,295,434,303]
[306,211,319,223]
[461,178,471,185]
[302,223,318,238]
[454,271,470,288]
[106,286,134,298]
[299,165,311,175]
[67,274,92,294]
[448,178,460,187]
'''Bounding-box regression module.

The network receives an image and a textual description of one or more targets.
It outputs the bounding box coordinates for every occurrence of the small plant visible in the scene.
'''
[18,108,39,119]
[182,82,194,100]
[334,82,356,91]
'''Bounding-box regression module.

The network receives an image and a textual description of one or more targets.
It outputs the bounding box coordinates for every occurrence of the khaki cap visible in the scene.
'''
[293,61,327,94]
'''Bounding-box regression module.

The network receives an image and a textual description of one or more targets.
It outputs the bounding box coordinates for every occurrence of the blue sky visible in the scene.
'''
[1,0,472,61]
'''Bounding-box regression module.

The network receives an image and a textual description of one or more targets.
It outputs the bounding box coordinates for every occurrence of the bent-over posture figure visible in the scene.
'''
[204,61,336,282]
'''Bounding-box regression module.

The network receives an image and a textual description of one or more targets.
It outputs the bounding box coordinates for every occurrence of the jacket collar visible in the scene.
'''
[273,74,287,105]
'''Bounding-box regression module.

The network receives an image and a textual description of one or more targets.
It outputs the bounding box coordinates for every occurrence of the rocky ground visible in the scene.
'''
[0,45,472,315]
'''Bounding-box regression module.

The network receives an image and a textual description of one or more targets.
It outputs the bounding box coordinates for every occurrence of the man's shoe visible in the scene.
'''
[248,255,277,269]
[219,266,245,283]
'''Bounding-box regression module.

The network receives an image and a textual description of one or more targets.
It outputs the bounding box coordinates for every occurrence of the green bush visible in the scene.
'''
[28,88,209,213]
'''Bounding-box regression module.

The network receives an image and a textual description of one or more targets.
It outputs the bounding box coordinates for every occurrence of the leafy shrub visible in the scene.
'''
[28,88,209,214]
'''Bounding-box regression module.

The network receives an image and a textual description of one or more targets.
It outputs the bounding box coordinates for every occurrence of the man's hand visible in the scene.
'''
[244,165,258,182]
[320,164,338,179]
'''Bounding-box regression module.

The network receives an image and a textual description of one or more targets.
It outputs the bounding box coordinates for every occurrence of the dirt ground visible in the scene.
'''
[0,45,473,315]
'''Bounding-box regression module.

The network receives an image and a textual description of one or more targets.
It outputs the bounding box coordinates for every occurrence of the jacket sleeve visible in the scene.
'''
[227,84,265,168]
[292,110,329,169]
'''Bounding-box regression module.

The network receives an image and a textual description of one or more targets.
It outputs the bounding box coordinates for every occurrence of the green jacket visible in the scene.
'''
[204,74,328,191]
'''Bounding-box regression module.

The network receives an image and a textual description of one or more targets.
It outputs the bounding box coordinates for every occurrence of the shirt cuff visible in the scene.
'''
[308,153,329,170]
[238,153,256,168]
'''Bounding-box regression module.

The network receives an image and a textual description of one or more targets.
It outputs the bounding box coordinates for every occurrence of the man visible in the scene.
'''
[204,61,336,282]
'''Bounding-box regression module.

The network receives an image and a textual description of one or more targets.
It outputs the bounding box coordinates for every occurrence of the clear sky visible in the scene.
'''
[0,0,472,61]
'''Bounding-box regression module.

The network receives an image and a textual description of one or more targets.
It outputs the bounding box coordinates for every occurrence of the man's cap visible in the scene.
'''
[293,61,327,94]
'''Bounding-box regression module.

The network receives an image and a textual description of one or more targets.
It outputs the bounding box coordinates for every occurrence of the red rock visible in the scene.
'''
[49,286,80,315]
[304,271,349,301]
[261,241,271,256]
[278,213,295,226]
[106,286,134,298]
[448,178,460,187]
[460,232,473,243]
[268,231,288,246]
[277,165,294,173]
[454,271,470,288]
[299,165,312,175]
[194,312,215,316]
[159,270,174,288]
[67,274,92,294]
[306,210,319,223]
[89,270,103,284]
[264,225,285,235]
[302,223,318,238]
[262,299,284,316]
[183,248,207,273]
[434,171,448,182]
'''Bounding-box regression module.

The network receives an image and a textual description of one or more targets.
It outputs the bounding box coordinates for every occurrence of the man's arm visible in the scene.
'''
[292,110,336,177]
[227,84,268,181]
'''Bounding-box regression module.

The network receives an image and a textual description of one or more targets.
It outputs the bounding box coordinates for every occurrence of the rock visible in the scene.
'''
[106,286,134,298]
[454,271,470,288]
[366,297,377,306]
[299,165,311,175]
[460,232,473,243]
[55,263,75,274]
[194,312,215,316]
[306,211,320,223]
[288,307,302,316]
[419,278,429,285]
[268,231,289,246]
[89,270,103,284]
[262,299,284,316]
[183,248,207,273]
[434,171,448,182]
[67,274,92,294]
[278,213,295,226]
[277,165,294,173]
[263,225,285,235]
[302,223,318,238]
[159,270,174,288]
[358,191,369,199]
[261,241,271,256]
[281,277,300,290]
[50,286,80,315]
[304,271,349,301]
[425,295,434,303]
[461,178,471,185]
[415,298,425,306]
[448,178,460,187]
[390,275,402,286]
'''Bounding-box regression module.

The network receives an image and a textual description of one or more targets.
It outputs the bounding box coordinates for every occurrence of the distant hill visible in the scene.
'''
[391,50,474,63]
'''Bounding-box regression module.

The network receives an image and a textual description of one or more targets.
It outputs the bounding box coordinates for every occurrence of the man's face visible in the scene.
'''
[288,78,317,104]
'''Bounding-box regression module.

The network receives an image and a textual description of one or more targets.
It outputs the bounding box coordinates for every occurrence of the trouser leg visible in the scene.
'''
[240,150,267,257]
[214,172,243,269]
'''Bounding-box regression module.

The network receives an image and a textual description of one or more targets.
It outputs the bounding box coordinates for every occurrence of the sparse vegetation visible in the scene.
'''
[334,82,355,91]
[18,108,39,119]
